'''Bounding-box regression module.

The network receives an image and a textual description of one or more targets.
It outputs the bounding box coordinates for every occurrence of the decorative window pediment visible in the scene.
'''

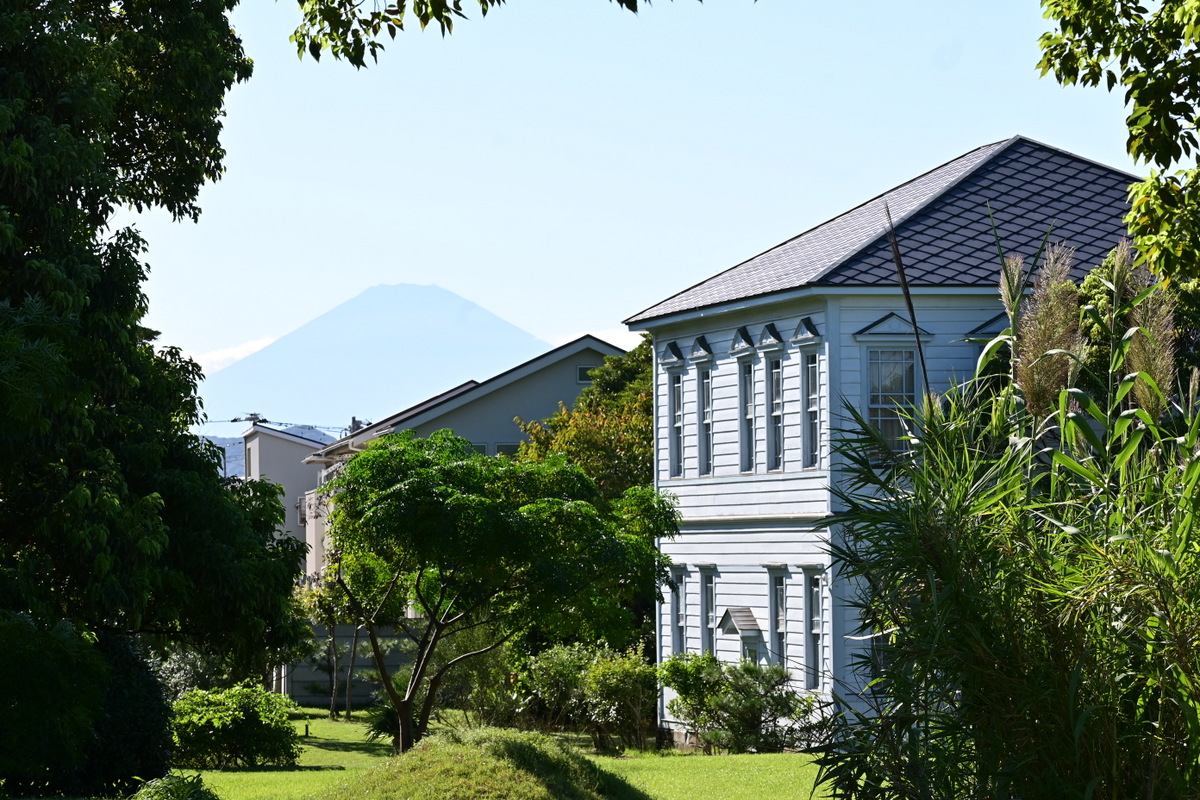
[690,335,714,364]
[731,326,756,356]
[758,323,785,352]
[964,312,1009,342]
[791,316,822,343]
[854,312,932,341]
[661,340,685,368]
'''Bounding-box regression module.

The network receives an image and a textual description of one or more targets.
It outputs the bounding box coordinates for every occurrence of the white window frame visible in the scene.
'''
[804,569,825,691]
[698,368,713,476]
[802,350,821,468]
[669,371,684,477]
[770,571,787,665]
[767,357,784,471]
[700,570,717,654]
[866,347,917,453]
[671,570,687,654]
[739,360,756,472]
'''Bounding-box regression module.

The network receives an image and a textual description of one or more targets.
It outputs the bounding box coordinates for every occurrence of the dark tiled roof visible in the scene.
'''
[626,137,1138,324]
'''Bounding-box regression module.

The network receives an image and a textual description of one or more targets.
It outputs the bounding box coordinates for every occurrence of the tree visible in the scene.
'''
[1039,0,1200,281]
[324,429,675,753]
[292,0,640,67]
[518,335,653,500]
[1,0,306,786]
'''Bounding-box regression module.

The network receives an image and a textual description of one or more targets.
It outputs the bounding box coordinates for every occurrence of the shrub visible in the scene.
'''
[659,653,816,754]
[0,613,107,790]
[172,682,301,768]
[132,773,222,800]
[5,632,173,797]
[582,648,657,751]
[521,642,595,730]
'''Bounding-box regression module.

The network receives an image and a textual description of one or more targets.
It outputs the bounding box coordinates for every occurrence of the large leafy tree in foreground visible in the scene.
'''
[1041,0,1200,281]
[324,429,676,753]
[0,0,305,788]
[818,252,1200,799]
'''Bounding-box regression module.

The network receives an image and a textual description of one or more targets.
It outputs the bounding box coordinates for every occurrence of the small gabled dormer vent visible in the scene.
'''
[854,312,932,340]
[690,335,714,362]
[662,340,685,365]
[731,326,755,353]
[964,312,1009,342]
[718,607,762,636]
[759,323,784,347]
[792,316,821,341]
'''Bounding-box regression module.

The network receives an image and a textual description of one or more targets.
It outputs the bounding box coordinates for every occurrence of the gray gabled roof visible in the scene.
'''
[626,136,1138,325]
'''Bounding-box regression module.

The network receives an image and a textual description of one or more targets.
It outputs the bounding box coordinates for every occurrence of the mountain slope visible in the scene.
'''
[199,284,549,431]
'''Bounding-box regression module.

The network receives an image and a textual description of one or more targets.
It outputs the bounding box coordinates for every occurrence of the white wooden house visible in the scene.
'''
[624,136,1136,728]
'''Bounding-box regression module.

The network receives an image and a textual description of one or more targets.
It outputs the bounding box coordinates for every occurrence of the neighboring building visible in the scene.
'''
[624,136,1135,732]
[297,334,624,581]
[241,424,334,546]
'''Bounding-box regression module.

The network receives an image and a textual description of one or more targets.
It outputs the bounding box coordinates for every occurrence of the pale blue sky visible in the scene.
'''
[133,0,1137,373]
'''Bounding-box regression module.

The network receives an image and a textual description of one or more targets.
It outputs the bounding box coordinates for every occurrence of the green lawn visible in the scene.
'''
[190,710,825,800]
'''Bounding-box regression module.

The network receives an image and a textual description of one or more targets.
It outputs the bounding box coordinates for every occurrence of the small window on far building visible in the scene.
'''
[770,573,787,664]
[470,443,488,455]
[805,571,824,690]
[577,365,596,384]
[495,443,521,457]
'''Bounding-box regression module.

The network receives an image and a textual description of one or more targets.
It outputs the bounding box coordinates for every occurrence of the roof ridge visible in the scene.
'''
[624,138,1015,325]
[807,136,1019,283]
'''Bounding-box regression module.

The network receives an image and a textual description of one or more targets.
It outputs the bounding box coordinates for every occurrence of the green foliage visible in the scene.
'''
[132,773,222,800]
[519,335,653,500]
[326,429,675,752]
[658,653,815,754]
[581,648,657,752]
[1039,0,1200,280]
[0,612,107,785]
[319,727,652,800]
[293,0,640,67]
[172,683,302,769]
[522,642,597,730]
[816,279,1200,798]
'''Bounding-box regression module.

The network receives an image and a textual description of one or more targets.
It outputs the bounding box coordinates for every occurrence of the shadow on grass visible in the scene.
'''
[486,734,655,800]
[212,764,348,772]
[301,736,394,758]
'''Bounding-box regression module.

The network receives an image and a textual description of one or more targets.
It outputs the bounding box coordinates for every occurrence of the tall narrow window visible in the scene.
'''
[698,369,713,475]
[673,573,687,654]
[803,352,820,468]
[670,373,683,477]
[701,572,716,653]
[740,361,755,472]
[767,358,783,470]
[771,574,787,664]
[868,349,916,453]
[806,572,824,690]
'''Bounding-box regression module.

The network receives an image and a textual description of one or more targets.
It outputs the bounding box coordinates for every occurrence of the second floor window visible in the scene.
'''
[698,369,713,475]
[868,349,916,453]
[803,352,820,468]
[740,361,755,472]
[670,372,683,477]
[672,572,687,654]
[767,358,783,470]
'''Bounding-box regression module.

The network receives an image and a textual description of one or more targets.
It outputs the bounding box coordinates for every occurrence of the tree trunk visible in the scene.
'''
[395,696,417,754]
[344,625,360,718]
[327,630,339,719]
